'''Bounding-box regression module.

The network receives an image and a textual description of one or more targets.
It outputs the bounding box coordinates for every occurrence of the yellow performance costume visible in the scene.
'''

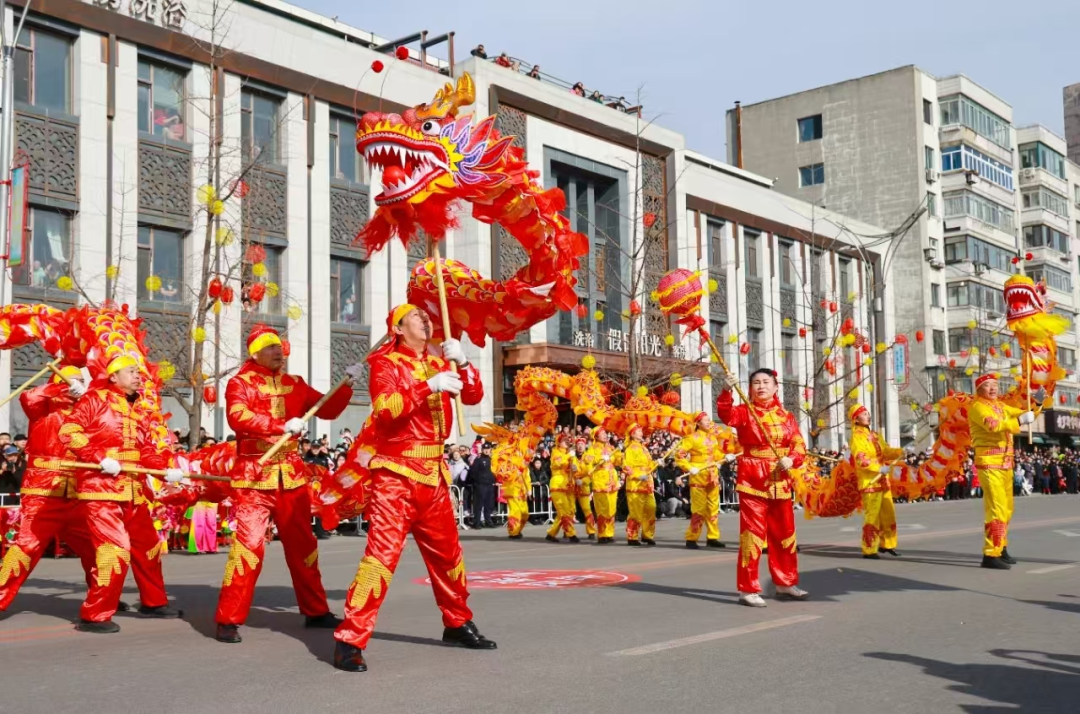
[546,440,579,542]
[675,419,724,548]
[622,428,656,546]
[848,404,904,557]
[573,439,596,538]
[967,373,1026,567]
[493,437,531,539]
[583,430,621,543]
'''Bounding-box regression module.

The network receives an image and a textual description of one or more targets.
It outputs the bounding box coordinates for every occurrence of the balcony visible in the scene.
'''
[938,124,1012,165]
[942,214,1015,246]
[1021,207,1069,234]
[15,109,78,207]
[1019,166,1069,196]
[1023,245,1072,268]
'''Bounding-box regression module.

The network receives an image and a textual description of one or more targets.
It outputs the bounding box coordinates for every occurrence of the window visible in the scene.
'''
[241,89,282,164]
[944,236,1015,273]
[946,281,1006,314]
[707,220,724,268]
[925,146,935,171]
[329,113,366,185]
[927,191,937,217]
[12,209,72,288]
[137,60,186,141]
[13,27,71,113]
[932,329,945,356]
[1022,187,1069,217]
[747,328,762,372]
[1060,348,1077,371]
[779,241,795,286]
[799,163,825,187]
[782,334,796,377]
[1019,142,1066,180]
[243,244,284,314]
[137,226,184,303]
[943,190,1015,232]
[1024,225,1070,254]
[1028,265,1073,293]
[797,115,822,143]
[839,259,851,302]
[923,99,933,125]
[744,232,759,278]
[930,283,941,308]
[330,257,363,324]
[1075,185,1080,205]
[940,145,1014,191]
[939,95,1010,149]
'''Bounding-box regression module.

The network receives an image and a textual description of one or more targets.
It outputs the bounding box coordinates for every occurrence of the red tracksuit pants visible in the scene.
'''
[79,500,170,622]
[335,471,471,649]
[215,486,329,625]
[0,496,95,611]
[737,494,799,594]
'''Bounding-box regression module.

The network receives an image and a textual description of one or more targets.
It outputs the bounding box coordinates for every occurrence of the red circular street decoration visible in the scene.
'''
[415,569,640,590]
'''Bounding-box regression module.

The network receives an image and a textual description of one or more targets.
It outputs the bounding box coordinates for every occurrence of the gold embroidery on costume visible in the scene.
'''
[303,549,319,568]
[739,531,766,568]
[222,541,260,586]
[229,403,256,422]
[349,555,393,608]
[257,375,295,419]
[94,544,131,587]
[146,541,167,561]
[781,533,797,552]
[0,545,32,586]
[447,559,466,587]
[59,422,89,450]
[373,392,405,419]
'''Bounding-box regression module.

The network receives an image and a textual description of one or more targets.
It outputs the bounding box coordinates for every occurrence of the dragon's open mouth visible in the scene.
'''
[360,134,449,205]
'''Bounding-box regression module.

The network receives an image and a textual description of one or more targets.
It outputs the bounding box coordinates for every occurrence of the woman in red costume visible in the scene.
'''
[717,368,809,608]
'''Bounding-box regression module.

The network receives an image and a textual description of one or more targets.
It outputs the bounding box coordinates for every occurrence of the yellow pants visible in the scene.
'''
[577,494,596,536]
[547,491,577,539]
[506,497,529,536]
[981,466,1014,556]
[626,492,656,542]
[860,490,897,555]
[593,492,618,539]
[685,484,720,542]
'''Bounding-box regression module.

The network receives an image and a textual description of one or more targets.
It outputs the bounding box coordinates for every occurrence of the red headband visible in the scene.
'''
[975,373,999,389]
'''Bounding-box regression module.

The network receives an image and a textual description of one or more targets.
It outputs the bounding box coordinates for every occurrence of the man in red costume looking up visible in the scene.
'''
[333,304,496,673]
[215,325,353,643]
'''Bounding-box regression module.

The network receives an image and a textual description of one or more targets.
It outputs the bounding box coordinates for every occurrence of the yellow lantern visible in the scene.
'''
[210,200,225,216]
[875,342,887,354]
[582,354,596,370]
[57,276,73,291]
[848,388,859,399]
[594,310,605,321]
[702,374,712,385]
[866,384,874,393]
[782,317,792,328]
[967,319,977,330]
[816,418,826,428]
[212,299,222,315]
[266,282,280,298]
[822,346,832,356]
[708,278,719,293]
[287,304,303,321]
[252,262,267,278]
[192,327,207,343]
[670,373,682,387]
[636,385,648,398]
[728,334,738,345]
[145,275,162,292]
[197,184,216,205]
[105,265,120,280]
[158,361,176,381]
[215,227,234,246]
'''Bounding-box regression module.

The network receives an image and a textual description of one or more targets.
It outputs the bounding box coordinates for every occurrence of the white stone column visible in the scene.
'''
[110,40,139,306]
[75,29,108,305]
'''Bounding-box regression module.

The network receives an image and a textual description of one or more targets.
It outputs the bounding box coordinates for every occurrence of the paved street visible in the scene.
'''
[3,495,1080,713]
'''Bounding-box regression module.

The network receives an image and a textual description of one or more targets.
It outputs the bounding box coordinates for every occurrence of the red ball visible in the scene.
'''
[861,343,871,354]
[1061,394,1067,404]
[915,330,925,343]
[281,339,291,357]
[208,277,223,299]
[395,46,410,60]
[828,301,838,313]
[371,60,384,73]
[798,327,807,338]
[1011,256,1021,265]
[949,359,956,368]
[575,303,587,319]
[643,212,657,228]
[249,283,266,303]
[895,334,908,345]
[202,386,217,405]
[629,299,642,316]
[1025,252,1034,261]
[220,286,234,304]
[740,343,750,355]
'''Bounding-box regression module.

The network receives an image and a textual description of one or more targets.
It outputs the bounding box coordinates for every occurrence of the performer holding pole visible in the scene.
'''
[334,304,494,672]
[214,325,353,643]
[545,432,580,543]
[582,426,621,544]
[675,413,728,550]
[573,437,596,540]
[622,424,657,546]
[848,403,905,559]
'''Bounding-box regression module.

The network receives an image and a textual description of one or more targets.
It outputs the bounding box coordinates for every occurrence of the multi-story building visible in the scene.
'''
[0,0,898,447]
[730,66,1080,446]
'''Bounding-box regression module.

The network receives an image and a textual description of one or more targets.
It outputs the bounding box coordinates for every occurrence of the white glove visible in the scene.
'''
[724,453,737,463]
[1018,411,1035,426]
[689,466,700,475]
[725,373,740,389]
[778,456,794,471]
[164,468,184,483]
[67,379,87,399]
[602,454,611,462]
[99,457,122,476]
[427,371,463,395]
[284,417,306,435]
[879,465,891,475]
[441,339,469,367]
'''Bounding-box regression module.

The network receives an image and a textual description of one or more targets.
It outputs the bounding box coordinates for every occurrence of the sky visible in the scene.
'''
[298,0,1080,160]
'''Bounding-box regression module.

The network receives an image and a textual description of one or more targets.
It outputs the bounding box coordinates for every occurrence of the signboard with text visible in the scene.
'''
[1045,410,1080,436]
[893,341,909,389]
[6,162,28,267]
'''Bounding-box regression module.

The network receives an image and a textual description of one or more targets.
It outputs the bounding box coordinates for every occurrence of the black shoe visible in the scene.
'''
[442,620,497,650]
[642,538,656,546]
[137,604,183,619]
[216,624,242,643]
[1000,548,1017,565]
[627,539,641,546]
[706,539,727,549]
[863,553,881,560]
[545,535,560,543]
[761,547,769,555]
[305,612,342,629]
[333,641,367,672]
[882,548,902,558]
[482,522,495,529]
[568,536,581,543]
[981,556,1011,570]
[685,541,700,550]
[587,534,596,541]
[596,537,612,544]
[76,619,120,634]
[117,600,132,612]
[508,534,524,540]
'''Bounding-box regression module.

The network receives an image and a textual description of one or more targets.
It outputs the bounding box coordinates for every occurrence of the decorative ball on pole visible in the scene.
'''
[655,268,706,335]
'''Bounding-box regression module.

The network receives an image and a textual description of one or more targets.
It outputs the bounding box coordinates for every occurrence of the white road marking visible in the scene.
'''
[606,615,821,656]
[1053,529,1080,537]
[1027,564,1076,575]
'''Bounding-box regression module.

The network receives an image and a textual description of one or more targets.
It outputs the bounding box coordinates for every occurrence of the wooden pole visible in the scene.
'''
[1026,350,1034,443]
[431,241,467,437]
[46,361,72,383]
[52,460,232,482]
[257,376,352,466]
[0,357,61,408]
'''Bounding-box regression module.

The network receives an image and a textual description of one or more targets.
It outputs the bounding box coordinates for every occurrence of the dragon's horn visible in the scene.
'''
[450,73,475,114]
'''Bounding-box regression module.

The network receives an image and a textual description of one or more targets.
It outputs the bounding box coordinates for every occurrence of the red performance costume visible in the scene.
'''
[214,326,351,642]
[717,370,807,605]
[334,304,496,672]
[0,370,95,612]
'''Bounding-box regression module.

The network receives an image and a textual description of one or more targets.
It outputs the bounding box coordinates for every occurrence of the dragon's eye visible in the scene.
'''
[421,120,440,136]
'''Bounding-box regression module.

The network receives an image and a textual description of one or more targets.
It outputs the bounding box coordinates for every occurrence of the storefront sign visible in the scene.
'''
[572,329,688,360]
[1045,410,1080,436]
[92,0,187,29]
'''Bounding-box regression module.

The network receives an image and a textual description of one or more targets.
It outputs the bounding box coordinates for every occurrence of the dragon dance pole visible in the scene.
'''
[1026,350,1034,443]
[258,376,353,466]
[430,241,467,437]
[51,460,232,482]
[0,357,61,409]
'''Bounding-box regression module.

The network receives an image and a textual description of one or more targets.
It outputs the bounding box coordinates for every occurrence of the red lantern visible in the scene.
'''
[660,390,680,407]
[828,301,838,313]
[395,46,410,60]
[643,212,658,228]
[959,350,968,358]
[233,179,250,198]
[629,299,642,316]
[371,60,384,73]
[575,303,587,319]
[740,342,750,355]
[245,244,266,264]
[895,334,908,345]
[249,283,266,303]
[861,343,871,354]
[1076,394,1080,404]
[798,327,807,338]
[208,277,223,299]
[949,359,956,368]
[202,386,217,405]
[989,346,997,357]
[1061,394,1067,405]
[220,286,234,304]
[1004,346,1012,358]
[948,389,955,397]
[1011,256,1021,265]
[282,339,291,357]
[1025,252,1034,261]
[915,330,925,343]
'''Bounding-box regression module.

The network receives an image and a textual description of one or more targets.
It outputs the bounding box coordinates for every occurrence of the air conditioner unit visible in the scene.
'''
[925,168,939,183]
[965,170,979,186]
[930,258,945,270]
[1020,168,1036,181]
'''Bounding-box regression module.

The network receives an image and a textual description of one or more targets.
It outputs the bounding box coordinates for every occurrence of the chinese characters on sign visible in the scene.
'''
[572,330,688,360]
[93,0,187,29]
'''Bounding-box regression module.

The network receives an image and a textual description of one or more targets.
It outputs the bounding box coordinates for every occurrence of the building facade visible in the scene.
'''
[0,0,898,446]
